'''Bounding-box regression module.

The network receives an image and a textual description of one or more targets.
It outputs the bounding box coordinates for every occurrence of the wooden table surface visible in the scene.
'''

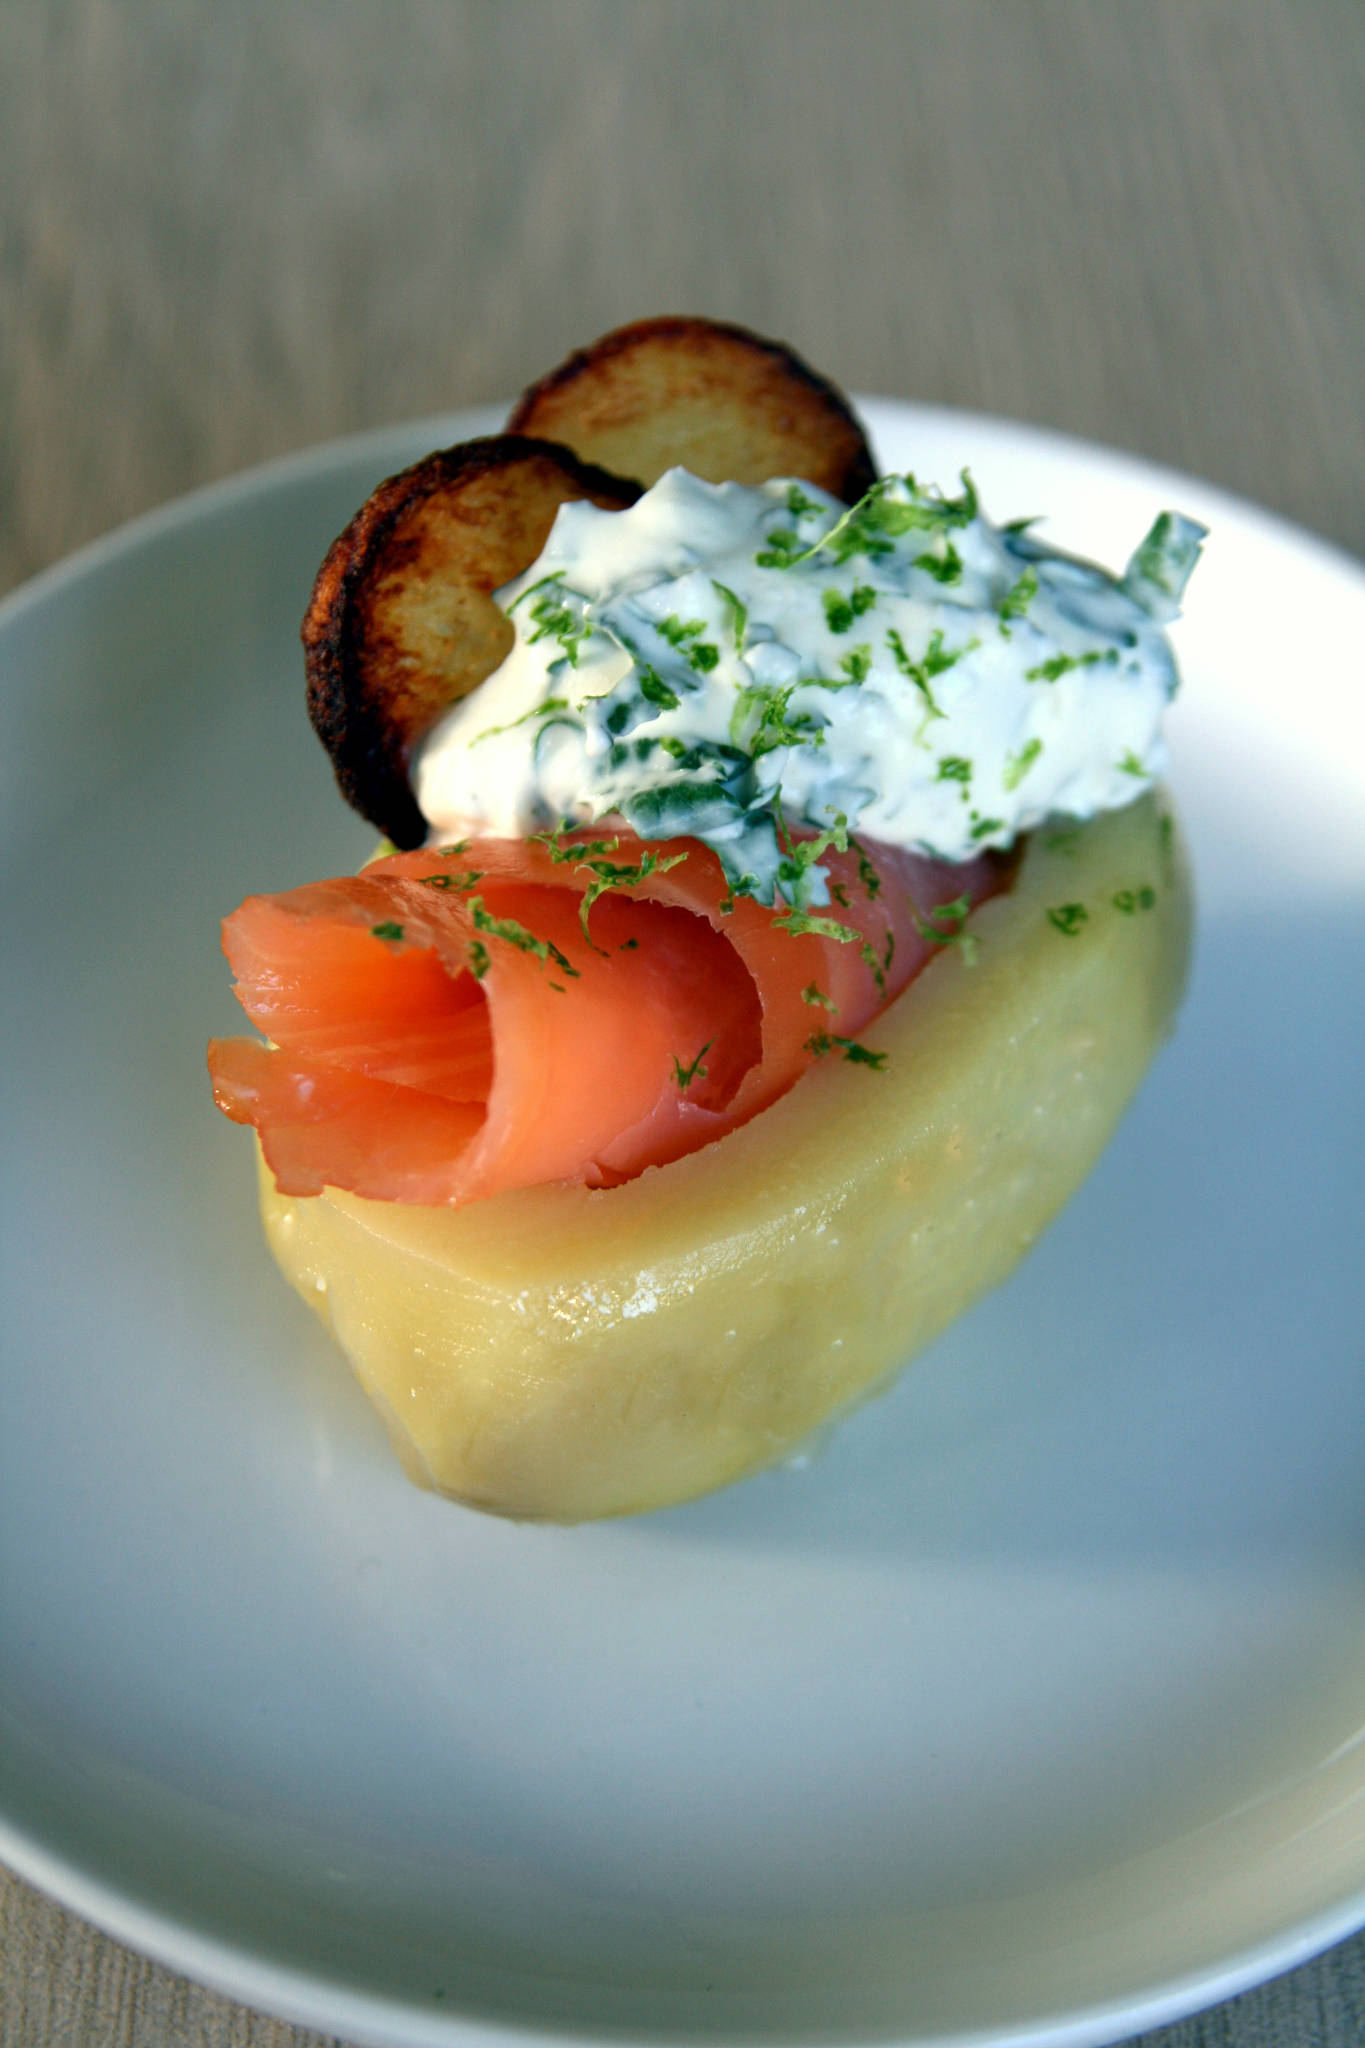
[2,5,1363,2044]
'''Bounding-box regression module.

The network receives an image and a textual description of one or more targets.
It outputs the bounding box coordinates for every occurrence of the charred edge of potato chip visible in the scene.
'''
[507,315,878,504]
[303,436,641,849]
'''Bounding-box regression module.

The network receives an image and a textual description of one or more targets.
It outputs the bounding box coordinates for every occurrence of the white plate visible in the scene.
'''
[2,402,1363,2048]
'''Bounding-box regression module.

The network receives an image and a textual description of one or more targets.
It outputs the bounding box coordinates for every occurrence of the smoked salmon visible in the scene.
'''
[209,830,1005,1207]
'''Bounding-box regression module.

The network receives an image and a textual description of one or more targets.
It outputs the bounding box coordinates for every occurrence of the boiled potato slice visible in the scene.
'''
[259,793,1189,1522]
[507,315,877,501]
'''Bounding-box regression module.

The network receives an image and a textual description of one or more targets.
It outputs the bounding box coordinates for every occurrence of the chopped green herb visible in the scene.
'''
[914,541,963,585]
[474,696,572,744]
[785,483,822,519]
[711,580,748,651]
[370,920,405,943]
[937,755,972,785]
[1118,749,1149,778]
[658,614,706,648]
[801,982,837,1011]
[969,814,1006,841]
[467,938,491,980]
[672,1040,713,1090]
[638,665,681,712]
[755,526,805,570]
[823,589,855,635]
[1122,510,1207,619]
[839,645,873,684]
[823,584,878,634]
[1047,902,1089,936]
[1003,737,1043,790]
[527,587,593,666]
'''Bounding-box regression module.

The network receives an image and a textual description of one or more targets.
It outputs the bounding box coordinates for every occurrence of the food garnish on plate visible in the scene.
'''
[208,317,1202,1520]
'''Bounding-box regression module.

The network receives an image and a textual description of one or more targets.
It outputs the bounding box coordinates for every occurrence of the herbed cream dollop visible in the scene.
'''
[415,468,1204,905]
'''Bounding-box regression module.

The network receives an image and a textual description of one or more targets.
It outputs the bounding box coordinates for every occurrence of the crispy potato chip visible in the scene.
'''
[507,315,877,502]
[303,437,639,848]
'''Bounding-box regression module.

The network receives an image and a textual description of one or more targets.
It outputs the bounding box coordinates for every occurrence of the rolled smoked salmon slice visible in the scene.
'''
[208,832,1005,1206]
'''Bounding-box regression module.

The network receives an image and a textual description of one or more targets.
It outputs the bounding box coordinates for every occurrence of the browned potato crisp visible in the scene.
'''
[303,437,639,847]
[509,314,877,502]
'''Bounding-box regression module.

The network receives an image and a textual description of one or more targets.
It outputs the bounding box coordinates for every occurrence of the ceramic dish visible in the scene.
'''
[1,402,1363,2048]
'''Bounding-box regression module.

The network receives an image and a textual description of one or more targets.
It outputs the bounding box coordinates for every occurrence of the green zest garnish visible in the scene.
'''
[419,866,485,892]
[1112,885,1157,914]
[672,1041,713,1090]
[852,841,882,899]
[467,896,580,977]
[575,846,689,949]
[801,982,837,1011]
[370,921,405,943]
[805,1031,888,1070]
[535,828,690,949]
[969,814,1005,841]
[1047,903,1089,936]
[912,893,979,965]
[887,626,958,725]
[467,938,491,980]
[1118,749,1149,777]
[730,682,825,758]
[1025,649,1111,683]
[773,808,849,904]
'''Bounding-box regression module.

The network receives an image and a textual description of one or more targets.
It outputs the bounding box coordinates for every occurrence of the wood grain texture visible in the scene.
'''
[3,2,1364,2044]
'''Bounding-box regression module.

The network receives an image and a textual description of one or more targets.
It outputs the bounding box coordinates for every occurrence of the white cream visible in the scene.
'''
[415,468,1203,905]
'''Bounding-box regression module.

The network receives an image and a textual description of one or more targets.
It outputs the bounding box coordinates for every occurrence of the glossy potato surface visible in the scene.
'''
[259,795,1190,1522]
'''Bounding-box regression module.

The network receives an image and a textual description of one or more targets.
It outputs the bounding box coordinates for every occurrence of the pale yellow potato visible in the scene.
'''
[259,793,1189,1521]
